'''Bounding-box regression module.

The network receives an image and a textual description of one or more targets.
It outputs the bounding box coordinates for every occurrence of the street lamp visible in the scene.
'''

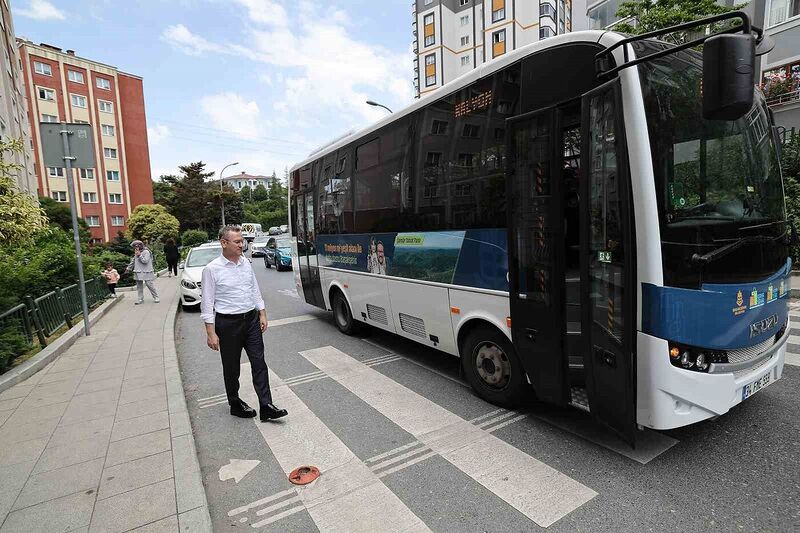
[219,161,239,227]
[366,100,393,114]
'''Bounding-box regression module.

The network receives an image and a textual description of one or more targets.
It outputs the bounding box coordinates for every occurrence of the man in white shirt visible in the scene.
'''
[201,226,288,421]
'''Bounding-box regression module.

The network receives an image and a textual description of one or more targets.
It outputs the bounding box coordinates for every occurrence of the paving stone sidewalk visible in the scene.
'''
[0,278,211,533]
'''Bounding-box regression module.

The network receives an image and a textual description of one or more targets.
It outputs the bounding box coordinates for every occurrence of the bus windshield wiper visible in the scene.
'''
[690,235,773,267]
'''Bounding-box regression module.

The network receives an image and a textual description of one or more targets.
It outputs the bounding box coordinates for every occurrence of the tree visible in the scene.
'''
[0,138,47,244]
[152,175,178,210]
[171,162,215,232]
[127,204,180,243]
[614,0,741,37]
[38,196,91,243]
[239,185,252,202]
[252,184,269,202]
[181,229,209,248]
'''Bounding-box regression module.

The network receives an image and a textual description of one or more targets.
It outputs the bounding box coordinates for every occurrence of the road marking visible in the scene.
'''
[269,314,319,327]
[219,459,261,484]
[299,346,597,528]
[237,364,432,532]
[786,352,800,366]
[359,337,469,387]
[277,289,300,299]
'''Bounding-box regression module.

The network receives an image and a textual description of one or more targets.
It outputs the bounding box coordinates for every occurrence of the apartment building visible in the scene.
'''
[757,0,800,130]
[18,40,153,242]
[413,0,574,98]
[0,0,36,196]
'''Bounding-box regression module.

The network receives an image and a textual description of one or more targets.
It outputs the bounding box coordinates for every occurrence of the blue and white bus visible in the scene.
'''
[288,14,794,444]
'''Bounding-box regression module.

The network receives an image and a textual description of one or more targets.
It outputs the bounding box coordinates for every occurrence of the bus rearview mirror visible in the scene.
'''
[703,33,755,121]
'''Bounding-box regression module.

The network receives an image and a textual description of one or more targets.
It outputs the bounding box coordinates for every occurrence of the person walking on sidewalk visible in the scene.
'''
[200,225,288,422]
[101,262,120,298]
[125,240,160,305]
[164,238,179,277]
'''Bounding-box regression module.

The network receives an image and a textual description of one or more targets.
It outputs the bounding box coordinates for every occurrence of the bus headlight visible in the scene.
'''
[668,342,725,373]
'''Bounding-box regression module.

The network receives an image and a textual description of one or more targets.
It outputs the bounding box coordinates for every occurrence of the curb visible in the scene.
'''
[0,294,124,394]
[164,287,213,532]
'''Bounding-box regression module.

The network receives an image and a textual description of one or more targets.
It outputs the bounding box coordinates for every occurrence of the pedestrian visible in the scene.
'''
[101,262,120,298]
[200,225,287,422]
[125,240,160,305]
[164,238,179,277]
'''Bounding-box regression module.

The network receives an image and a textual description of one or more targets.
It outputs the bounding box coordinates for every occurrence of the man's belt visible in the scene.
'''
[216,309,257,320]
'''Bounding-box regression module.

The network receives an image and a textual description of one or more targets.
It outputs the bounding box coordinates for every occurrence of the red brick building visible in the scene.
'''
[18,40,153,242]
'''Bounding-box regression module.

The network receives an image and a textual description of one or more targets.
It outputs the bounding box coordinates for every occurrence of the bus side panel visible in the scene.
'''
[330,270,396,334]
[449,289,512,349]
[387,280,456,355]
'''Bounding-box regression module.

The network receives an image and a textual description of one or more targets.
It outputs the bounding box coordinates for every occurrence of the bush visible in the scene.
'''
[0,328,28,372]
[181,229,209,248]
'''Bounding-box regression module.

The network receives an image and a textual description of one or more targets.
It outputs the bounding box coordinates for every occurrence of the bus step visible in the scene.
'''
[569,387,590,413]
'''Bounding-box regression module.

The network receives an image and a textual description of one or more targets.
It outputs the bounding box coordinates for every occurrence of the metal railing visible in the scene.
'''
[0,277,110,359]
[766,89,800,107]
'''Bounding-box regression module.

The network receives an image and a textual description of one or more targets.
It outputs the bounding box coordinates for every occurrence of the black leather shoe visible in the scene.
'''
[230,399,256,418]
[260,403,288,421]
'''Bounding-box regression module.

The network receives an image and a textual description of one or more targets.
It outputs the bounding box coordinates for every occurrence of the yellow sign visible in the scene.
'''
[733,289,747,316]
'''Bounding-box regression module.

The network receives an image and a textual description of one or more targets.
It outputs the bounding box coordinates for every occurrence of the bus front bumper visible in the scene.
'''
[636,329,788,431]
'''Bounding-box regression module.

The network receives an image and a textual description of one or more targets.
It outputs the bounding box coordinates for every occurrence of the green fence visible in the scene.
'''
[0,277,110,354]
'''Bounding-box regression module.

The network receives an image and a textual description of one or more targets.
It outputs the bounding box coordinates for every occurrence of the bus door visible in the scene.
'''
[507,106,568,405]
[580,80,636,445]
[302,190,325,309]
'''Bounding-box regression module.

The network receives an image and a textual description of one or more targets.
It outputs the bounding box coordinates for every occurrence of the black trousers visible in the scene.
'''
[107,283,116,295]
[215,310,273,406]
[167,260,178,275]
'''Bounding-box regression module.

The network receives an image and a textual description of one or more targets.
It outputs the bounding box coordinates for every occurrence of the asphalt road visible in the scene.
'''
[175,254,800,532]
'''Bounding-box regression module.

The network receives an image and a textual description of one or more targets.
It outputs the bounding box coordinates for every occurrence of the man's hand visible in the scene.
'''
[207,331,220,351]
[259,311,268,333]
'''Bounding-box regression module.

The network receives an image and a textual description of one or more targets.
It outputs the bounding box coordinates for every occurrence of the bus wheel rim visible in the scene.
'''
[473,342,510,389]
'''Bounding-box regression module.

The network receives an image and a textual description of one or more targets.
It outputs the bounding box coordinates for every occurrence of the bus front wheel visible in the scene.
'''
[461,326,527,408]
[332,290,357,335]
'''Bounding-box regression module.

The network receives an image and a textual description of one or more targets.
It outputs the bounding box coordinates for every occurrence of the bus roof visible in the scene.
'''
[290,29,618,174]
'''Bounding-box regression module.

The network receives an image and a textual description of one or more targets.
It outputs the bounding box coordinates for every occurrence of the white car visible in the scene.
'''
[179,243,222,310]
[249,235,271,257]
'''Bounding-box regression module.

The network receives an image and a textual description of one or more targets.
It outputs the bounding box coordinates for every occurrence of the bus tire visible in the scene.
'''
[461,326,527,408]
[332,290,357,335]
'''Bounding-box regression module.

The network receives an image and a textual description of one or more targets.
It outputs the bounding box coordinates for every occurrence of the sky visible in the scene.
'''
[12,0,416,181]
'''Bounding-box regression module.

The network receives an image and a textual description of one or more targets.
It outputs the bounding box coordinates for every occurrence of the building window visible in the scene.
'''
[459,0,469,5]
[112,216,124,226]
[34,61,52,76]
[41,114,58,123]
[540,26,554,39]
[51,190,67,202]
[104,148,117,159]
[96,77,111,90]
[540,2,556,18]
[424,0,433,4]
[80,168,95,180]
[37,87,55,101]
[424,13,435,47]
[460,15,469,26]
[109,193,123,204]
[492,1,506,22]
[106,170,120,181]
[68,70,84,83]
[462,124,480,138]
[770,0,800,26]
[431,120,448,134]
[86,215,100,227]
[497,100,513,114]
[83,192,98,203]
[71,94,87,108]
[74,120,89,124]
[48,167,64,177]
[425,53,437,86]
[99,100,113,113]
[425,152,442,166]
[492,29,506,57]
[461,55,470,66]
[457,153,475,167]
[455,183,472,197]
[101,124,115,136]
[460,35,470,46]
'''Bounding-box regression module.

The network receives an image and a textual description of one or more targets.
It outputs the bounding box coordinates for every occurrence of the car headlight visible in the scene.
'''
[181,279,197,289]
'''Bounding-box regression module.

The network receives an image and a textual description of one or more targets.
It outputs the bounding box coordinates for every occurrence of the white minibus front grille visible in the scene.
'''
[366,304,388,325]
[399,313,426,338]
[727,337,775,365]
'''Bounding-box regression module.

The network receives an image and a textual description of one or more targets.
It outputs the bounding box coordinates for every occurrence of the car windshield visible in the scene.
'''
[186,247,220,267]
[275,239,291,249]
[253,236,269,243]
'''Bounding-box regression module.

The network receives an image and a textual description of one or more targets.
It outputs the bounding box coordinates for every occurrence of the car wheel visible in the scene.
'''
[264,256,271,268]
[332,290,358,335]
[460,326,529,408]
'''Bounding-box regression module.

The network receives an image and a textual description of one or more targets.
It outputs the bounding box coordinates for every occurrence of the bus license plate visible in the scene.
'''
[742,372,771,401]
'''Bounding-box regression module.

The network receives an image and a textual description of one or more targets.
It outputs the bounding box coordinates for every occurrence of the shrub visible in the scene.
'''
[0,328,28,372]
[181,229,209,248]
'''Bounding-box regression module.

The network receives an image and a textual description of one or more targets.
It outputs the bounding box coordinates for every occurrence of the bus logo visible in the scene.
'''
[736,290,743,307]
[750,314,779,338]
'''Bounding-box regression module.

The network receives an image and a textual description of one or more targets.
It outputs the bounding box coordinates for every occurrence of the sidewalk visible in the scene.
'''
[0,278,211,533]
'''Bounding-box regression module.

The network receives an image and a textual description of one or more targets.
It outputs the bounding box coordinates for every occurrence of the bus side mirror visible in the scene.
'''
[703,33,755,121]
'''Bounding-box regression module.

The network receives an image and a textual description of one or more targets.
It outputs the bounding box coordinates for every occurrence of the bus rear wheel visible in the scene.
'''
[332,290,357,335]
[461,326,527,408]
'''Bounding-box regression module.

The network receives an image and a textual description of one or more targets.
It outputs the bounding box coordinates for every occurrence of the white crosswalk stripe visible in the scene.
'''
[298,345,597,528]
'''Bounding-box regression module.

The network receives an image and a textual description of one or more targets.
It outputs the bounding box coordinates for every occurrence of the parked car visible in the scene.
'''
[241,222,262,242]
[179,243,222,310]
[268,226,282,235]
[279,224,289,233]
[264,237,293,271]
[249,235,271,257]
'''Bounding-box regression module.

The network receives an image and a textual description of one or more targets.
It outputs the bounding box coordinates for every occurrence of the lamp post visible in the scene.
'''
[219,161,239,227]
[366,100,393,114]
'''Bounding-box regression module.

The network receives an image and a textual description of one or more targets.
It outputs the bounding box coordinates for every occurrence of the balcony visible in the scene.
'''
[767,89,800,108]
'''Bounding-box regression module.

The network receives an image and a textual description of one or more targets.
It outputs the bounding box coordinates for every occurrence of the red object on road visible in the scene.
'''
[288,465,321,485]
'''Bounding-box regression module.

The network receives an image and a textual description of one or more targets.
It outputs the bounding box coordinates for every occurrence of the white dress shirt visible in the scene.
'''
[200,254,265,324]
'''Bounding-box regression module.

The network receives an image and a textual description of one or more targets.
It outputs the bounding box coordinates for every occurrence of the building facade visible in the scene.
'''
[0,0,36,196]
[223,171,279,192]
[757,0,800,130]
[18,40,153,242]
[413,0,574,98]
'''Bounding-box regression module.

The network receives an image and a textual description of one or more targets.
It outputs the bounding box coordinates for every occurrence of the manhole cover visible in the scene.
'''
[288,466,320,485]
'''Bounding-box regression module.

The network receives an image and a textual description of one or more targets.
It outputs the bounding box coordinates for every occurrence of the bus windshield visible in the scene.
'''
[635,41,788,288]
